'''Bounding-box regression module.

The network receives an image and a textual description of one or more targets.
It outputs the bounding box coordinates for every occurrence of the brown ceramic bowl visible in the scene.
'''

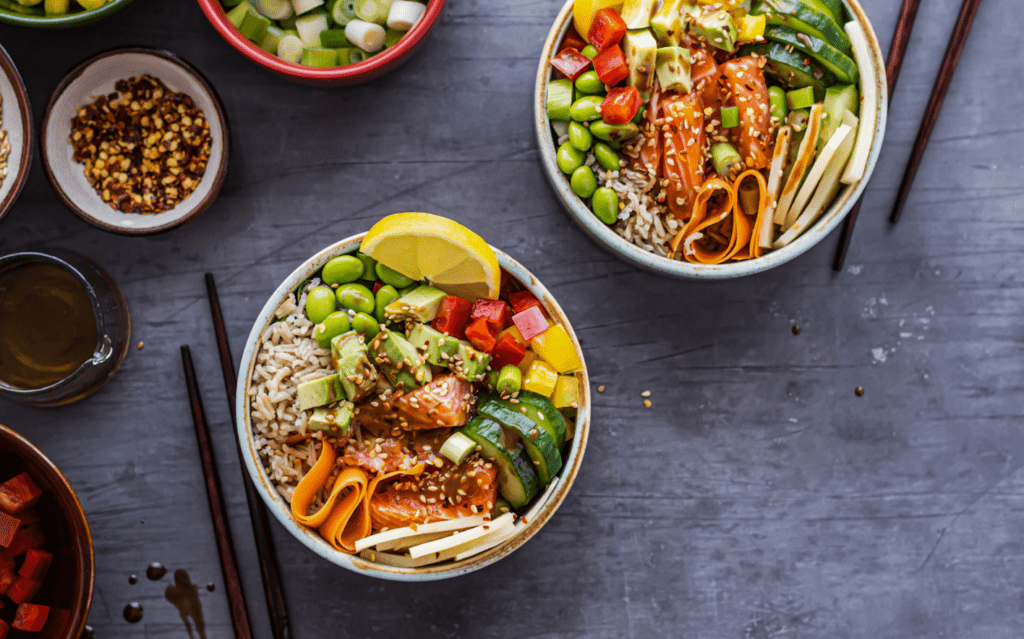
[0,424,94,637]
[0,43,32,227]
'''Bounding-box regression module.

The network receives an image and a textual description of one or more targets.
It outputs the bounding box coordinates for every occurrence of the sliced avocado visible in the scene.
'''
[819,83,858,150]
[407,323,460,366]
[368,329,432,391]
[452,341,491,382]
[459,417,539,508]
[330,330,364,370]
[739,41,836,99]
[650,0,686,46]
[619,0,657,29]
[384,285,447,323]
[750,0,851,52]
[763,25,858,84]
[476,399,562,484]
[308,403,353,435]
[338,350,378,402]
[622,29,658,93]
[297,374,345,411]
[655,46,692,93]
[688,6,737,51]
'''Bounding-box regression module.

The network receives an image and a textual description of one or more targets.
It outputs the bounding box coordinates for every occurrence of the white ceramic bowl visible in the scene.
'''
[0,43,32,225]
[41,47,230,235]
[235,232,591,581]
[534,0,888,279]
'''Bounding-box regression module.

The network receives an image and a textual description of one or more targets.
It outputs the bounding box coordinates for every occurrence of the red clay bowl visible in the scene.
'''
[196,0,446,86]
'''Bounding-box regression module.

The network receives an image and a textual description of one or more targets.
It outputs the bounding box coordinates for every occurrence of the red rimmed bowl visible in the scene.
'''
[197,0,446,86]
[0,424,94,638]
[0,43,32,227]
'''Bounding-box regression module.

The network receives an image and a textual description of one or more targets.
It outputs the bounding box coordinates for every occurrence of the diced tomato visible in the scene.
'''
[464,317,499,353]
[550,47,592,82]
[601,86,642,124]
[499,269,523,300]
[6,576,40,604]
[560,27,586,53]
[592,44,629,86]
[372,281,383,295]
[512,307,550,341]
[0,473,41,515]
[0,553,15,594]
[18,549,52,582]
[7,525,43,557]
[431,296,473,339]
[470,299,512,332]
[0,511,19,548]
[12,603,49,632]
[588,8,627,51]
[0,620,8,639]
[508,291,543,315]
[490,333,527,369]
[17,509,39,529]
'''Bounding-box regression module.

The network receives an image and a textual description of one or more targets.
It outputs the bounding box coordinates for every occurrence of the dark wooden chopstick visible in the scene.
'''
[205,273,291,639]
[832,0,921,270]
[180,346,254,639]
[890,0,983,224]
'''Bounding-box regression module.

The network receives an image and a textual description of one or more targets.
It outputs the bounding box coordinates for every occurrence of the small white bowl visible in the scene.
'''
[41,47,230,235]
[0,43,32,226]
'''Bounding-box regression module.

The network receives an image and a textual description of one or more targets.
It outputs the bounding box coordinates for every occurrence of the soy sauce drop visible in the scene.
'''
[128,574,138,585]
[206,583,215,592]
[147,562,167,580]
[124,602,144,623]
[81,626,95,639]
[792,326,801,335]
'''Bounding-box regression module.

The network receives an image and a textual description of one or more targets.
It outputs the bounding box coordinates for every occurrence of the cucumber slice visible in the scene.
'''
[548,78,574,122]
[750,0,851,52]
[763,25,859,84]
[806,0,842,23]
[739,42,836,99]
[516,390,569,443]
[476,400,562,485]
[460,418,539,508]
[819,83,858,149]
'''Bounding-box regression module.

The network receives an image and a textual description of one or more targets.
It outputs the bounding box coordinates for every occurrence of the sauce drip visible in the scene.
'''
[146,562,167,580]
[82,624,95,638]
[123,602,144,623]
[128,574,138,584]
[0,262,97,389]
[165,569,207,639]
[206,583,215,592]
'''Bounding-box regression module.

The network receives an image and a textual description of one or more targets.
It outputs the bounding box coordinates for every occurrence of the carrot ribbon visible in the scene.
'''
[671,171,768,263]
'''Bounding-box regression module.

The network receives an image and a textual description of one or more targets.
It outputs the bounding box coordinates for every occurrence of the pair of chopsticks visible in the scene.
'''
[833,0,982,270]
[178,275,292,639]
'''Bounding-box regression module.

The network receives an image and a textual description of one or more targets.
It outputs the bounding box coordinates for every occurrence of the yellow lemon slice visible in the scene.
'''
[360,213,501,301]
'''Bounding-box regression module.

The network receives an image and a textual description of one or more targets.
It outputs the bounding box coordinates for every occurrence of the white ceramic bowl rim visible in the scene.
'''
[235,234,591,581]
[534,0,888,279]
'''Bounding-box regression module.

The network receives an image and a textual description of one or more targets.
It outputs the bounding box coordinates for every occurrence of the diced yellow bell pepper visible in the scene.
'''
[44,0,69,13]
[736,14,766,43]
[530,325,582,374]
[523,359,558,398]
[552,375,579,409]
[498,325,526,346]
[517,349,537,376]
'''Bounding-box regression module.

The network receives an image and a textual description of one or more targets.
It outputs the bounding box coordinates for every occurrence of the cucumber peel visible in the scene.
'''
[763,25,859,85]
[476,400,562,485]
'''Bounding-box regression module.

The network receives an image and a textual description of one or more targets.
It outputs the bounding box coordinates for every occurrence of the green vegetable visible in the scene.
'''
[297,374,345,410]
[768,86,789,124]
[569,95,604,122]
[689,8,737,51]
[375,262,415,288]
[335,282,375,314]
[622,28,657,91]
[787,86,816,110]
[806,0,842,23]
[763,25,859,84]
[750,0,852,52]
[570,165,598,199]
[476,399,562,485]
[739,42,836,100]
[351,312,380,338]
[314,311,352,348]
[819,83,858,148]
[711,142,742,179]
[496,365,522,396]
[654,46,691,93]
[720,106,740,128]
[384,28,403,48]
[354,0,390,24]
[439,432,477,465]
[327,0,356,25]
[591,187,619,225]
[356,253,377,281]
[226,1,252,28]
[593,142,622,172]
[319,28,352,47]
[556,142,585,175]
[305,286,337,324]
[368,329,431,390]
[308,404,353,435]
[568,121,593,152]
[259,26,287,54]
[580,44,598,59]
[590,121,639,142]
[458,417,539,508]
[239,6,271,40]
[322,255,364,284]
[384,285,446,322]
[631,106,646,125]
[512,390,568,443]
[373,285,399,325]
[574,70,604,95]
[547,79,574,121]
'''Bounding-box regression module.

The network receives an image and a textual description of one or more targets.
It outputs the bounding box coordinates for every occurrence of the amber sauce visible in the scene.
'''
[0,262,97,389]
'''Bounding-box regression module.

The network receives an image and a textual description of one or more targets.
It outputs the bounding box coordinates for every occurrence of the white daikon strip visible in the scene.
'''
[291,0,323,15]
[408,513,515,559]
[295,11,328,47]
[386,0,424,30]
[277,34,305,63]
[454,523,520,562]
[774,111,860,249]
[772,105,823,226]
[256,0,293,20]
[345,19,385,52]
[783,122,854,230]
[373,531,451,552]
[840,20,878,185]
[359,549,437,568]
[353,514,489,552]
[758,126,791,250]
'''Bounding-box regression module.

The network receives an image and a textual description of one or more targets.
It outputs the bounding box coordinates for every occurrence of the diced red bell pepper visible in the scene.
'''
[0,473,42,515]
[470,298,513,332]
[588,8,627,51]
[512,306,550,341]
[602,86,642,124]
[593,44,629,86]
[490,333,527,369]
[0,511,19,548]
[8,525,43,557]
[13,603,49,632]
[17,509,38,529]
[0,620,8,639]
[18,549,52,582]
[464,316,499,353]
[0,552,15,594]
[431,296,473,339]
[499,269,523,300]
[560,27,586,53]
[550,47,592,82]
[372,281,383,295]
[508,291,543,315]
[6,576,40,604]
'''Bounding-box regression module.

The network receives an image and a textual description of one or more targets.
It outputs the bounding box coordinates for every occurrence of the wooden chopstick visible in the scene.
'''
[890,0,983,224]
[832,0,921,270]
[205,273,292,639]
[180,346,254,639]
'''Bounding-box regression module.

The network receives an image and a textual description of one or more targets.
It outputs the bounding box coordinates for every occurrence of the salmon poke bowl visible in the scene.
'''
[236,213,589,580]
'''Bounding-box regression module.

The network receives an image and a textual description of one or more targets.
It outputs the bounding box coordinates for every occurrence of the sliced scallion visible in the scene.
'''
[277,33,305,62]
[319,28,351,47]
[291,0,324,15]
[711,142,742,179]
[345,18,385,52]
[300,46,338,67]
[295,10,329,46]
[354,0,391,24]
[786,86,815,111]
[385,0,423,31]
[254,0,292,20]
[440,432,478,465]
[720,106,740,129]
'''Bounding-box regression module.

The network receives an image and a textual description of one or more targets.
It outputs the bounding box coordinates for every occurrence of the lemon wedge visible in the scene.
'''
[572,0,623,44]
[360,213,501,301]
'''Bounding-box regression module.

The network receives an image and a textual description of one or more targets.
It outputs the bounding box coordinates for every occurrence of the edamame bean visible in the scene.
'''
[570,165,598,199]
[356,253,377,281]
[336,282,375,314]
[314,311,352,348]
[321,254,364,285]
[556,142,585,175]
[569,95,604,122]
[768,86,788,124]
[590,121,639,142]
[351,311,380,338]
[591,187,619,225]
[374,284,399,324]
[593,142,622,172]
[375,262,415,288]
[496,365,522,395]
[305,286,337,324]
[568,121,592,153]
[574,70,604,95]
[580,44,598,59]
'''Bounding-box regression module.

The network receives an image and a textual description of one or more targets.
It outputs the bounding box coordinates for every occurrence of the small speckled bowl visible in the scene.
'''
[236,230,590,581]
[535,0,888,279]
[0,43,32,226]
[40,47,230,235]
[0,0,134,29]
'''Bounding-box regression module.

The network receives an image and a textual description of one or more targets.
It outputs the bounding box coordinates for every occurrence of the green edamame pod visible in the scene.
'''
[569,95,604,122]
[570,166,598,199]
[591,187,619,225]
[568,121,593,153]
[593,142,622,172]
[496,365,522,395]
[305,286,337,324]
[589,121,639,142]
[556,142,586,175]
[314,311,352,348]
[711,142,742,179]
[374,285,399,324]
[574,70,604,95]
[768,86,788,124]
[351,312,381,338]
[375,262,415,288]
[322,254,364,284]
[336,282,375,315]
[356,253,377,281]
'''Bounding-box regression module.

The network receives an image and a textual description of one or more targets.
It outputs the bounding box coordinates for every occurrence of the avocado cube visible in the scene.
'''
[655,46,692,93]
[407,323,460,366]
[689,7,737,51]
[650,0,686,46]
[619,0,658,29]
[622,29,658,93]
[384,285,447,323]
[452,341,491,382]
[330,330,364,370]
[308,403,353,435]
[297,374,345,411]
[368,329,432,390]
[338,350,378,401]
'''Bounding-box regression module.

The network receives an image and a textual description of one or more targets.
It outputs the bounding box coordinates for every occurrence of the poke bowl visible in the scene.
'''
[535,0,887,279]
[0,43,31,226]
[236,213,590,580]
[0,424,94,638]
[0,0,134,28]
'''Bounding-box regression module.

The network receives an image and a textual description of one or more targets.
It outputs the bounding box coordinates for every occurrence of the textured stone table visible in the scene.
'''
[2,0,1022,636]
